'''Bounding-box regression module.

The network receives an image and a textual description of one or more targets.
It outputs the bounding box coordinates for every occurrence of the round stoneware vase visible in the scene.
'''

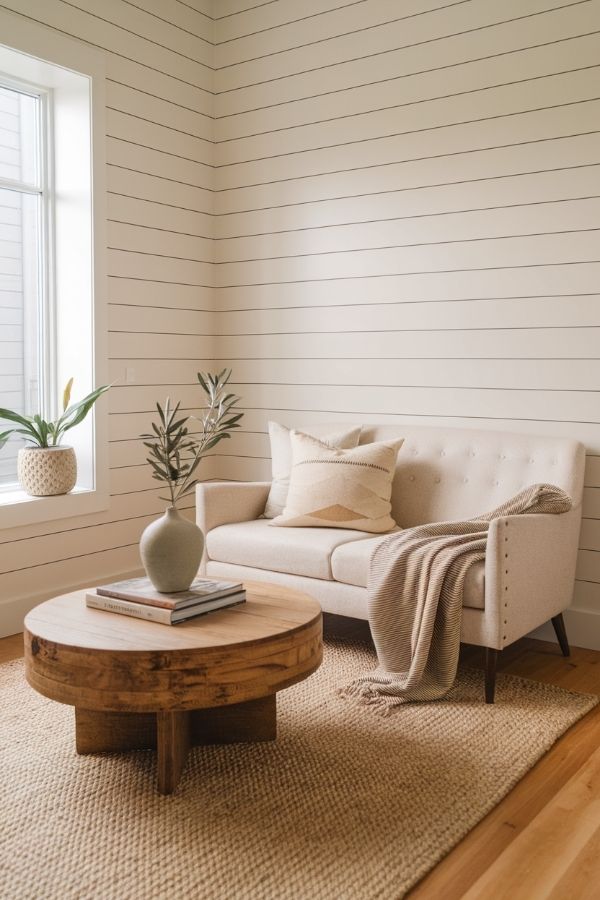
[140,506,204,592]
[18,446,77,497]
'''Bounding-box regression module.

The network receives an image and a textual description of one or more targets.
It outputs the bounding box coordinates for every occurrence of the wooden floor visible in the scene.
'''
[0,633,23,664]
[414,638,600,899]
[3,627,600,898]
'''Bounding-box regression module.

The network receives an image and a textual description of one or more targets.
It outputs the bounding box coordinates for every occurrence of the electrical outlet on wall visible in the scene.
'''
[125,367,135,384]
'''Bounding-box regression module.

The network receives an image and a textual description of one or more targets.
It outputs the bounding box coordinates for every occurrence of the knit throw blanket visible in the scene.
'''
[340,483,572,712]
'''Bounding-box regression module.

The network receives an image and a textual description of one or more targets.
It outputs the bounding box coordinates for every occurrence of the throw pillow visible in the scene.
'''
[270,431,404,533]
[263,422,362,518]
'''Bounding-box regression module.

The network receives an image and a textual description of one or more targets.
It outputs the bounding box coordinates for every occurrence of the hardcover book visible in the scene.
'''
[85,590,246,625]
[95,576,244,610]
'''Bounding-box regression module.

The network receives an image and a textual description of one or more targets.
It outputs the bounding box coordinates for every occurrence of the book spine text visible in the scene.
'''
[86,593,172,624]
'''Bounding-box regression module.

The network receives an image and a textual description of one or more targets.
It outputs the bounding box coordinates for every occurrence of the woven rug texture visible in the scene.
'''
[0,637,596,900]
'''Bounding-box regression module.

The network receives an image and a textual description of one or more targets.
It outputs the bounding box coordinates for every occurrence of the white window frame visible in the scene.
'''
[0,75,54,483]
[0,12,108,530]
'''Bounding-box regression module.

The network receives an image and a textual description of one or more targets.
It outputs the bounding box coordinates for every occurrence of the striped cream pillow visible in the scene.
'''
[263,422,362,518]
[270,431,404,533]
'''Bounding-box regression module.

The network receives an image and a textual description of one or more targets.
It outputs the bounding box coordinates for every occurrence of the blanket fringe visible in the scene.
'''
[337,678,409,716]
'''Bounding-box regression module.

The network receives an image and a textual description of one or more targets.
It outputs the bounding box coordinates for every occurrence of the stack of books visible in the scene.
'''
[85,576,246,625]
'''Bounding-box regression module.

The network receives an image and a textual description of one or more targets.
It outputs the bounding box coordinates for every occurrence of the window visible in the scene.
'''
[0,79,49,489]
[0,20,107,528]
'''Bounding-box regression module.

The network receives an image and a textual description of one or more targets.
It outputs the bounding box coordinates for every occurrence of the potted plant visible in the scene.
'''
[0,379,110,497]
[139,369,243,592]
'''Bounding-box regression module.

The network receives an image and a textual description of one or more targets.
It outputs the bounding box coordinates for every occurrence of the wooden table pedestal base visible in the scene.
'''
[25,584,321,796]
[75,695,276,794]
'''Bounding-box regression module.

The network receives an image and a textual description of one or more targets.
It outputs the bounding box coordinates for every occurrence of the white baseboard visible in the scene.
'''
[529,606,600,651]
[0,566,144,638]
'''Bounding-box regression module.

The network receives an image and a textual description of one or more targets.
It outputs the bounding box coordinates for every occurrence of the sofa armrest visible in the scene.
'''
[196,481,271,534]
[196,481,271,573]
[482,506,582,650]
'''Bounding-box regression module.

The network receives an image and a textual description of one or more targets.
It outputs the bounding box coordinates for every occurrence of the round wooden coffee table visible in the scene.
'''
[24,581,322,794]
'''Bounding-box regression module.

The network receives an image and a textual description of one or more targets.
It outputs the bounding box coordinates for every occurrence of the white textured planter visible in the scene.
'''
[17,446,77,497]
[140,506,204,592]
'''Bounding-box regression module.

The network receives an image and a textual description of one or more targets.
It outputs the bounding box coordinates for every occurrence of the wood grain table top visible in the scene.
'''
[24,581,324,713]
[24,581,321,653]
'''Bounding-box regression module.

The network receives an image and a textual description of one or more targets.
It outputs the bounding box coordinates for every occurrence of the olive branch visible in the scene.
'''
[141,369,243,508]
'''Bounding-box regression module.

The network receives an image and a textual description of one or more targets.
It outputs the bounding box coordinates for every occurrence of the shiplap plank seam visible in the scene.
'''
[0,4,215,93]
[214,28,600,111]
[214,191,600,236]
[214,0,378,33]
[47,0,215,68]
[108,164,212,192]
[212,134,600,195]
[109,0,214,45]
[106,108,214,144]
[107,77,215,119]
[216,64,600,141]
[212,260,600,288]
[212,292,600,310]
[214,1,592,81]
[214,98,600,168]
[212,226,600,263]
[108,191,213,215]
[108,219,212,239]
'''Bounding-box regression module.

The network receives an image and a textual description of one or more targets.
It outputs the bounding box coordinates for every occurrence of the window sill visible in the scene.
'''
[0,484,109,529]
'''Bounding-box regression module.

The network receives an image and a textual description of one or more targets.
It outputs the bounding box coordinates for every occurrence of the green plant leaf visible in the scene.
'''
[142,371,244,502]
[16,421,45,446]
[222,413,243,426]
[52,384,111,444]
[33,415,50,448]
[177,480,200,500]
[148,458,169,479]
[169,417,189,433]
[0,407,36,429]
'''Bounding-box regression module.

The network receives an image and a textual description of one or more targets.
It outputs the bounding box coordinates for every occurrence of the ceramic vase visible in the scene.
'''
[17,446,77,497]
[140,505,204,592]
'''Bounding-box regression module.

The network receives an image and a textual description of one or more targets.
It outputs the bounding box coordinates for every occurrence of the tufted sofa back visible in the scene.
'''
[301,423,585,527]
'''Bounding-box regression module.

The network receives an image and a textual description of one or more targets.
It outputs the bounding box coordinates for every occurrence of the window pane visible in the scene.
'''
[0,86,39,185]
[0,188,41,487]
[0,84,42,488]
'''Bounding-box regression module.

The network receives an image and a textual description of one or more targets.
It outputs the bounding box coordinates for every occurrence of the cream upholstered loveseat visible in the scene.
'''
[196,424,584,701]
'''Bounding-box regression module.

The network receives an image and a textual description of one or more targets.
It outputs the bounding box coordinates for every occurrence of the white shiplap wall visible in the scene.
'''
[211,0,600,646]
[2,0,600,648]
[0,0,216,635]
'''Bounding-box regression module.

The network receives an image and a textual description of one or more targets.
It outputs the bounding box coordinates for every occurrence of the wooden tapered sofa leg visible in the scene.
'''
[551,613,570,657]
[485,648,498,704]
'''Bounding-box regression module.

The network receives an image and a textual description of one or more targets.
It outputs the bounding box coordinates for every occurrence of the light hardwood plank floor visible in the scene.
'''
[411,637,600,899]
[462,745,600,899]
[2,626,599,897]
[0,633,24,664]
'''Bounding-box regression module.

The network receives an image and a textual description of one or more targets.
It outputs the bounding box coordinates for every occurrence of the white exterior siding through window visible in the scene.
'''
[0,82,45,488]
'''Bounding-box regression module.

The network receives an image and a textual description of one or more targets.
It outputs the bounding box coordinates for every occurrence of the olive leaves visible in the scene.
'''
[141,369,243,508]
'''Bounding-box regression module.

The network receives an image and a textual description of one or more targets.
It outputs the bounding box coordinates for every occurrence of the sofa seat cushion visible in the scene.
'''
[330,537,485,610]
[206,519,371,581]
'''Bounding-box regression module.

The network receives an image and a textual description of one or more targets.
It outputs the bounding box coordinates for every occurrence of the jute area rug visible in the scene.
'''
[0,637,596,900]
